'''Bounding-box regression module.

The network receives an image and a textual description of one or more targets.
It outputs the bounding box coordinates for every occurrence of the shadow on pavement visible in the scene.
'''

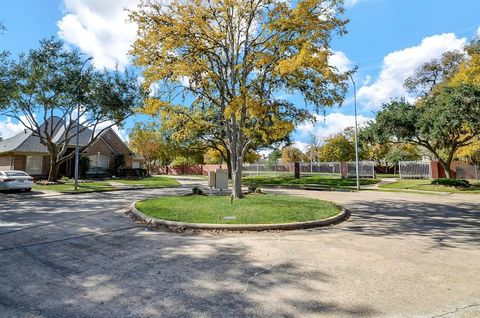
[334,199,480,248]
[0,229,379,317]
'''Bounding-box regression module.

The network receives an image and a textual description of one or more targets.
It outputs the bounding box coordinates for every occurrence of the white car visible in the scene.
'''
[0,170,35,192]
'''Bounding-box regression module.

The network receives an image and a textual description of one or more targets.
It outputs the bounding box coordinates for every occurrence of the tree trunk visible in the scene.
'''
[231,164,243,198]
[438,159,452,179]
[48,155,60,182]
[226,159,232,179]
[229,133,244,199]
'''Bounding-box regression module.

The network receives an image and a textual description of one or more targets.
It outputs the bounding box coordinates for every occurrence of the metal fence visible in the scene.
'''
[345,161,376,178]
[300,162,341,177]
[453,162,480,180]
[241,163,294,177]
[399,161,431,179]
[242,161,376,178]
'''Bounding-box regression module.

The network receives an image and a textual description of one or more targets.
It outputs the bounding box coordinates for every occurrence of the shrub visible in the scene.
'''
[60,176,70,183]
[79,156,90,178]
[192,187,204,195]
[112,154,126,174]
[431,178,470,188]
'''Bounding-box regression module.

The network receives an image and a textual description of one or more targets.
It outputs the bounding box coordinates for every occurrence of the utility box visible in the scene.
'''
[208,171,216,188]
[215,169,228,190]
[208,169,228,194]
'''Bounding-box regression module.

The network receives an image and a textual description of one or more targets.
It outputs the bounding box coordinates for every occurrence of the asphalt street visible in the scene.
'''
[0,180,479,317]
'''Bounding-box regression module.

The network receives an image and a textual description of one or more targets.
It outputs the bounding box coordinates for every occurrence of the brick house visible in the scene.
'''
[0,117,144,178]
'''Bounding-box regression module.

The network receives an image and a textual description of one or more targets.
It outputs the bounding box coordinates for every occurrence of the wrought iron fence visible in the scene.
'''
[345,161,376,178]
[399,161,431,179]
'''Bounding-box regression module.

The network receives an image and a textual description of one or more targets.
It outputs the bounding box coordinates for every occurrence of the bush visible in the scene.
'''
[431,178,470,188]
[60,176,70,183]
[112,154,126,174]
[119,168,148,178]
[191,187,204,195]
[79,156,90,178]
[248,185,258,193]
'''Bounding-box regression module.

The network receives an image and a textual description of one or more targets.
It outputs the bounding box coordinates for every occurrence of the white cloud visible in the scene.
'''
[57,0,138,70]
[477,26,480,36]
[345,0,365,8]
[0,117,30,139]
[297,112,373,142]
[329,50,352,73]
[292,141,309,152]
[357,33,466,110]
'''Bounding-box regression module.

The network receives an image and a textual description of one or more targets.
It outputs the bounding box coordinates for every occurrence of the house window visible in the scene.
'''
[26,156,43,175]
[88,154,110,173]
[132,161,140,169]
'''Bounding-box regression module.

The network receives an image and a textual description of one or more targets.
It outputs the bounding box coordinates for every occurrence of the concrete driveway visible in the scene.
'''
[0,183,479,318]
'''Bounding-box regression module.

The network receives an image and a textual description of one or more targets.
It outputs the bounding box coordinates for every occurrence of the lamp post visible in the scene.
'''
[74,56,93,192]
[348,73,360,190]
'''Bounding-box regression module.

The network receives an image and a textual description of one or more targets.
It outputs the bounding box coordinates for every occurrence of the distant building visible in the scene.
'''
[0,117,144,178]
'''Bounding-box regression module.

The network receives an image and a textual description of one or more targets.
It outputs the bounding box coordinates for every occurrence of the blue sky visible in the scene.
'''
[1,0,479,149]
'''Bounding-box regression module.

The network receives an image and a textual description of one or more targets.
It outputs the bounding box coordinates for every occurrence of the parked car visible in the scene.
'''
[0,170,35,192]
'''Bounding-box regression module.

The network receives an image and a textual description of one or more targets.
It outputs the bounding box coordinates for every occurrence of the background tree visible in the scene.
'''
[266,149,281,168]
[366,86,480,178]
[129,123,177,173]
[1,38,144,181]
[130,0,351,198]
[384,143,421,174]
[204,148,224,164]
[364,142,391,168]
[0,22,13,108]
[305,133,321,163]
[456,142,480,166]
[404,50,464,96]
[367,41,480,178]
[281,146,305,164]
[318,131,356,162]
[449,39,480,87]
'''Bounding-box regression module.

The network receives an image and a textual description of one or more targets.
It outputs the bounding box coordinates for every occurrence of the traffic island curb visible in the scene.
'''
[128,201,350,232]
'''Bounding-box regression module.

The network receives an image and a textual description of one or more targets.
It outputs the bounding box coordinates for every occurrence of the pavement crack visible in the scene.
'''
[431,302,480,318]
[241,233,294,294]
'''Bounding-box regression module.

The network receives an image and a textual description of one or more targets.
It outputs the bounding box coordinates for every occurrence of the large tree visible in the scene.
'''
[367,40,480,178]
[367,85,480,178]
[1,38,145,181]
[130,0,351,198]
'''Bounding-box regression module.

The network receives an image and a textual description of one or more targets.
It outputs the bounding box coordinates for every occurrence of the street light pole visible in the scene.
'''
[348,73,360,190]
[74,57,93,192]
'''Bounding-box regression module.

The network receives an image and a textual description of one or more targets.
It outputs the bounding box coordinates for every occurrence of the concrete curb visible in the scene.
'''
[244,183,355,192]
[129,201,350,231]
[32,185,183,195]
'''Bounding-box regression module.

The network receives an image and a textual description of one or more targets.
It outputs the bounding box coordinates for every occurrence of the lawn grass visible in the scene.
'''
[379,179,480,193]
[376,173,400,178]
[33,176,180,193]
[33,181,115,193]
[242,175,379,188]
[115,176,180,188]
[136,194,341,224]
